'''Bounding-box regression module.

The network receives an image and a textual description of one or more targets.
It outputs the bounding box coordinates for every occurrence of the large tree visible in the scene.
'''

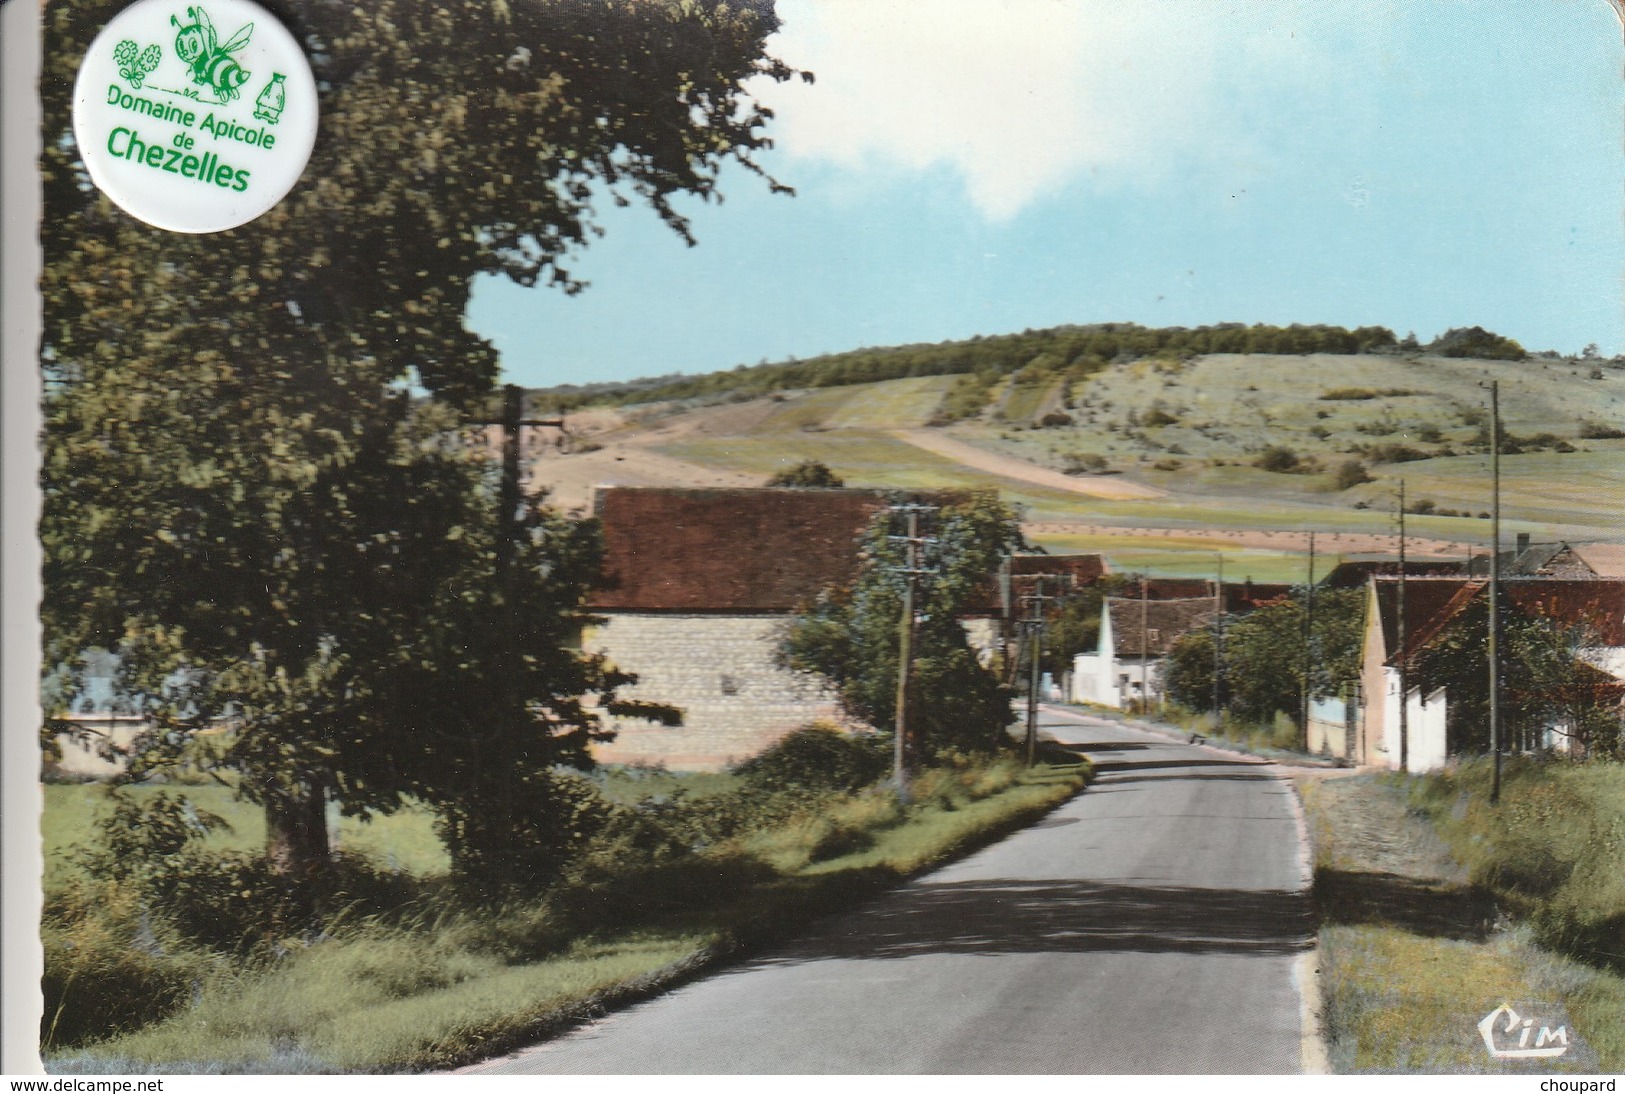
[41,0,795,881]
[781,492,1025,759]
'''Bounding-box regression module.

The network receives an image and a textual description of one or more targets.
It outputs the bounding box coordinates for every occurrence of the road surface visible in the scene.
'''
[465,707,1316,1074]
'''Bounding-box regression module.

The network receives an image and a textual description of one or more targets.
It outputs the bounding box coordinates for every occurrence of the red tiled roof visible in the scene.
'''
[1506,580,1625,645]
[1372,576,1625,662]
[587,487,889,612]
[1370,577,1480,662]
[1106,597,1217,656]
[1223,582,1294,613]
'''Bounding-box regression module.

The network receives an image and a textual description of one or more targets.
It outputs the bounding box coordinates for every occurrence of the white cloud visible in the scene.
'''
[754,0,1347,221]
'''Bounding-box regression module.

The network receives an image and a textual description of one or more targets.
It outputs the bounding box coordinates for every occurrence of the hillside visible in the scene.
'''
[524,343,1625,581]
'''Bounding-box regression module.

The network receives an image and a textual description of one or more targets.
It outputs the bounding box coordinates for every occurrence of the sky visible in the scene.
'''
[465,0,1625,389]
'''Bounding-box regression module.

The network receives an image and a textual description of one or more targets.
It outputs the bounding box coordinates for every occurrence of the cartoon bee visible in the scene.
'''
[171,6,253,102]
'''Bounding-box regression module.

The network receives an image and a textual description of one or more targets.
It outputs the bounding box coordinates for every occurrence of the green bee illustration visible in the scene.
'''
[171,6,254,103]
[113,40,162,88]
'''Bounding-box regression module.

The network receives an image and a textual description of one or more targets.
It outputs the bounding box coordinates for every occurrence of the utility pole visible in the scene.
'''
[1488,381,1503,804]
[1301,531,1316,750]
[473,383,565,814]
[1398,481,1408,773]
[1020,577,1056,765]
[1139,575,1150,713]
[888,503,938,804]
[1212,553,1224,725]
[480,383,565,581]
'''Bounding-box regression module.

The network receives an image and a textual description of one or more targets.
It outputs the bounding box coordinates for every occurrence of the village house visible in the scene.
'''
[1069,580,1292,709]
[1357,576,1625,771]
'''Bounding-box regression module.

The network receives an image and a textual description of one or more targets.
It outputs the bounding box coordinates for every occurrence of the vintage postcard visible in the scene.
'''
[5,0,1624,1081]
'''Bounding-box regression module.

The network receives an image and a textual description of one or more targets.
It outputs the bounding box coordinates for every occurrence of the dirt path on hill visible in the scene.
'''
[525,444,762,514]
[890,429,1168,500]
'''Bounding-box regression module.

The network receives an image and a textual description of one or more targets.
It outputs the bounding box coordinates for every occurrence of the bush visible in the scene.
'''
[733,724,891,795]
[1254,445,1302,473]
[41,885,222,1050]
[1142,406,1178,427]
[1361,442,1429,464]
[1579,420,1625,440]
[1036,410,1073,428]
[766,460,844,488]
[1333,459,1373,490]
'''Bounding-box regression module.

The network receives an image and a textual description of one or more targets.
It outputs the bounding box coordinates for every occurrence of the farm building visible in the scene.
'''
[581,485,890,770]
[582,485,1111,769]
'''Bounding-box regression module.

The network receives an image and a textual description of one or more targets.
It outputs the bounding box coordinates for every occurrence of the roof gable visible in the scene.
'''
[1105,597,1217,656]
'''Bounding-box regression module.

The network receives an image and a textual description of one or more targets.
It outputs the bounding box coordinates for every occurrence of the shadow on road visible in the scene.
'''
[1053,740,1153,752]
[1095,771,1279,785]
[750,878,1314,966]
[1314,868,1497,941]
[1091,757,1268,774]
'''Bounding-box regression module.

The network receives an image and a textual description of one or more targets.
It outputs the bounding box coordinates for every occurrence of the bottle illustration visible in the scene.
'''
[254,72,287,124]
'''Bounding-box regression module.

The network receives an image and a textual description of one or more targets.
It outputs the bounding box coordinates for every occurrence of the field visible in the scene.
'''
[525,352,1621,580]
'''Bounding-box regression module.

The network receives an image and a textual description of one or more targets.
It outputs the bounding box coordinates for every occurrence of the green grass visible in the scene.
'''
[45,754,1088,1074]
[1299,764,1625,1072]
[1317,924,1621,1072]
[1026,531,1315,583]
[43,784,451,886]
[658,428,1544,544]
[1405,758,1625,972]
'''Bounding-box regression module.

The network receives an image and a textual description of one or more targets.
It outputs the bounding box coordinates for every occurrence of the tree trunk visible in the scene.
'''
[264,776,330,879]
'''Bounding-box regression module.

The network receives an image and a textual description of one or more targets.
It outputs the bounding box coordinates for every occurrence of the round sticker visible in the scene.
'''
[72,0,317,233]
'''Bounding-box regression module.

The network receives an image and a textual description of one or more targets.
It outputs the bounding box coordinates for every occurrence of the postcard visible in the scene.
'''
[5,0,1623,1082]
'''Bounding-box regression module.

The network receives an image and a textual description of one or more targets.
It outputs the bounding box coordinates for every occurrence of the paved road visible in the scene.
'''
[466,707,1315,1074]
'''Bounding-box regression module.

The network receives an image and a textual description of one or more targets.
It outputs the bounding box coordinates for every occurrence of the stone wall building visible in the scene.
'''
[582,486,891,770]
[580,486,1109,769]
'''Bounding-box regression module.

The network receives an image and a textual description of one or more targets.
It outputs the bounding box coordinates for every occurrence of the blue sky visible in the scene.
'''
[466,0,1625,389]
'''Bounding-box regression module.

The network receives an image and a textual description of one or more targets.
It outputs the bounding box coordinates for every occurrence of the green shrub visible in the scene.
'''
[733,723,891,795]
[1406,759,1625,973]
[766,460,844,488]
[1361,442,1429,464]
[1255,445,1302,473]
[1333,459,1373,490]
[41,885,223,1050]
[1579,419,1625,440]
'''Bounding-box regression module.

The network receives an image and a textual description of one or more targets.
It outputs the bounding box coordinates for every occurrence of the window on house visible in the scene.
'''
[719,674,739,696]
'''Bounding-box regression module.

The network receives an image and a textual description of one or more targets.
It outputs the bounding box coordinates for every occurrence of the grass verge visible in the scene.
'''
[45,751,1087,1074]
[1297,768,1625,1073]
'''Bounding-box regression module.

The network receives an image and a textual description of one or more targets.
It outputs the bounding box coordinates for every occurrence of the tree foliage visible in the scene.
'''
[539,322,1403,410]
[1165,589,1366,724]
[781,493,1025,757]
[1411,598,1624,760]
[765,459,845,488]
[41,0,795,884]
[1428,326,1526,361]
